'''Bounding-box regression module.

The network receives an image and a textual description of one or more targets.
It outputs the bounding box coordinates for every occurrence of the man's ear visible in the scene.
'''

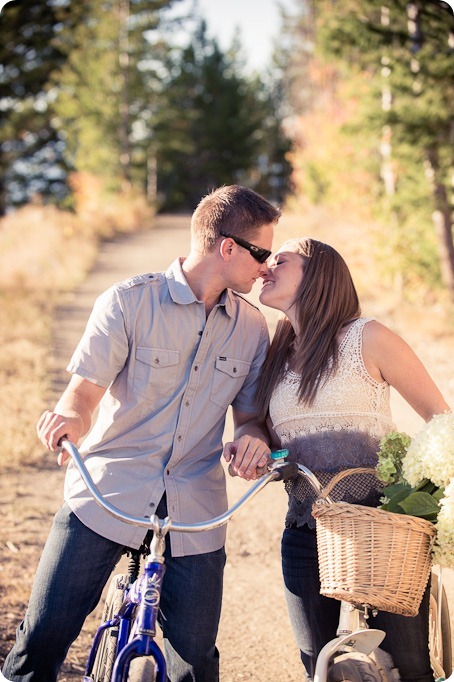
[219,237,234,262]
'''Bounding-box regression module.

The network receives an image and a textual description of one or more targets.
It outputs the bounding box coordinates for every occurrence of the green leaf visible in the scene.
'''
[382,482,412,498]
[384,487,414,514]
[398,492,440,519]
[414,479,436,494]
[433,488,445,503]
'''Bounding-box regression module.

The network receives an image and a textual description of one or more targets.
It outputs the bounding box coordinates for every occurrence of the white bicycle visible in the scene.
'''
[297,463,452,682]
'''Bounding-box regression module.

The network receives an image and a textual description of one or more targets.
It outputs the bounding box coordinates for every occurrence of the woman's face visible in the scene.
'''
[259,241,305,314]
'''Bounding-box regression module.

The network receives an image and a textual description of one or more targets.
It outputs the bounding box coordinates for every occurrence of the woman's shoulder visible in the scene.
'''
[361,318,409,360]
[344,316,382,343]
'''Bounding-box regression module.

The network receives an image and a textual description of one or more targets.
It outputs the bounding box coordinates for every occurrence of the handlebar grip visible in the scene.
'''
[228,462,269,477]
[272,461,299,482]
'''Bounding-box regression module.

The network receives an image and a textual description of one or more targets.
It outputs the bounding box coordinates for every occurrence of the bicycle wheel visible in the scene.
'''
[92,573,130,682]
[128,657,156,681]
[430,572,453,677]
[328,652,389,682]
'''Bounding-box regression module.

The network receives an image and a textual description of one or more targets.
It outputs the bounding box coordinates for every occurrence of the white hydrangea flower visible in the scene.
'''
[402,413,454,488]
[433,478,454,569]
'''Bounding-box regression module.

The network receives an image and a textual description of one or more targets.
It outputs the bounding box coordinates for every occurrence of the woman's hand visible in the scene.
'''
[223,434,271,480]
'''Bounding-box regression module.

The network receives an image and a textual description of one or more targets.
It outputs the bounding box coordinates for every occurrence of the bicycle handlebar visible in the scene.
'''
[60,439,299,534]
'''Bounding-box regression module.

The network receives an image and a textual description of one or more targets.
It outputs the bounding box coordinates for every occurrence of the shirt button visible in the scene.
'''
[149,502,155,508]
[185,401,190,407]
[194,365,199,371]
[154,358,160,364]
[233,367,237,373]
[177,435,182,442]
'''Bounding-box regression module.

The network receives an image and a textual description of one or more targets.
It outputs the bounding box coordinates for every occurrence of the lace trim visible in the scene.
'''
[281,430,385,529]
[277,414,395,441]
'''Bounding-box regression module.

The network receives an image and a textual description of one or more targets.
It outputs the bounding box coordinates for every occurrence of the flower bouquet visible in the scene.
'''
[376,412,454,568]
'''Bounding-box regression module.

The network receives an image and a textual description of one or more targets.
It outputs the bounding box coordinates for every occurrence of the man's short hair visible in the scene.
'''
[191,185,280,252]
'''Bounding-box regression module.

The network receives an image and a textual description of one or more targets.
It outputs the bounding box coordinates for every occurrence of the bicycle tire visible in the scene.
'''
[127,657,156,681]
[328,652,389,682]
[430,572,453,677]
[92,573,130,682]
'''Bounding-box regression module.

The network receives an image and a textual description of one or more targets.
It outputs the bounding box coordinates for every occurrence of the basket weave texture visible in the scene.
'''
[311,468,437,617]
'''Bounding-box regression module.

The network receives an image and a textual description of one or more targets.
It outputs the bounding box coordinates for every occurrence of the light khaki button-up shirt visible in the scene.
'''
[64,259,269,556]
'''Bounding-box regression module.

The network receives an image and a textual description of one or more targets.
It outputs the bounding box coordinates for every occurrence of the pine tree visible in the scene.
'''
[0,0,86,213]
[153,21,291,209]
[315,0,454,294]
[52,0,180,193]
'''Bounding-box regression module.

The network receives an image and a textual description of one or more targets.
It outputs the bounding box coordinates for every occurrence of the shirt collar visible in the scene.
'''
[166,258,235,318]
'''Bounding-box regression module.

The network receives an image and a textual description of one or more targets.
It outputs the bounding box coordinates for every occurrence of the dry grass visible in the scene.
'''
[0,186,154,470]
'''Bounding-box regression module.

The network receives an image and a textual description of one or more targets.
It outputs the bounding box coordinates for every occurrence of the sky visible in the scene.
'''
[187,1,454,73]
[176,0,298,72]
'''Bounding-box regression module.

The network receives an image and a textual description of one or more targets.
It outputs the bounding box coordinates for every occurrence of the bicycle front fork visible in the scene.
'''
[112,551,167,682]
[313,601,386,682]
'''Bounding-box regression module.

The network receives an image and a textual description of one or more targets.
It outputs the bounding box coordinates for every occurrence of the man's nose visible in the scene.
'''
[258,261,269,276]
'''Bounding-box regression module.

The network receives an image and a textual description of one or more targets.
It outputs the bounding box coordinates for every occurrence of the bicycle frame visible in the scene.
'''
[61,440,297,682]
[83,543,167,682]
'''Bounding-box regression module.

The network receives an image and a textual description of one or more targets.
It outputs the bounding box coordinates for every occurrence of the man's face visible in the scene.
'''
[224,222,274,294]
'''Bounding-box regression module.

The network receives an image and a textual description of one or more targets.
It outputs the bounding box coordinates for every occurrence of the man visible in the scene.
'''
[3,185,280,682]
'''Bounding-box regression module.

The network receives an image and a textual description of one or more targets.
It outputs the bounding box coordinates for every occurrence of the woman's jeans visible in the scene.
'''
[282,524,434,682]
[3,501,226,682]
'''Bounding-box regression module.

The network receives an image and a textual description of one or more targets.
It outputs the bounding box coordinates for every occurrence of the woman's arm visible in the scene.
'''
[266,413,282,449]
[362,320,450,421]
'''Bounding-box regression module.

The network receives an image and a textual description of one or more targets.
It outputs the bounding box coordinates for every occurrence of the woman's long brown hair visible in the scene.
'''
[256,238,361,423]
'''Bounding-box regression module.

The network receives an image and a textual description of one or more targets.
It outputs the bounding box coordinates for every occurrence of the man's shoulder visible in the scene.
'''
[114,272,166,292]
[230,291,264,316]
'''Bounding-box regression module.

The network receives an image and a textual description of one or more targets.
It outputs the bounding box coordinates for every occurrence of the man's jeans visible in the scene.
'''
[3,501,226,682]
[282,524,434,682]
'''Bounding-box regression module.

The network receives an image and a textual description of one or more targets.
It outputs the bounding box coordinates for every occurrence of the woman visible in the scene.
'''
[256,237,450,682]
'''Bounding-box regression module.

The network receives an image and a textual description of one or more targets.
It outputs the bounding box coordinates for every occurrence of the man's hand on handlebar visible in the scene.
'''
[36,410,84,464]
[223,435,271,481]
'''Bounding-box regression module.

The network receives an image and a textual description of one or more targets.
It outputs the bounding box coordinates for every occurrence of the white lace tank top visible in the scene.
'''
[269,317,396,529]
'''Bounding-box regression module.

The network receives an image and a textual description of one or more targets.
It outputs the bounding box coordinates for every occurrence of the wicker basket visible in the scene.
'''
[311,467,437,617]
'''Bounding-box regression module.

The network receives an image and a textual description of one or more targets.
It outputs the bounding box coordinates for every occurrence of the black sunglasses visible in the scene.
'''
[220,232,272,264]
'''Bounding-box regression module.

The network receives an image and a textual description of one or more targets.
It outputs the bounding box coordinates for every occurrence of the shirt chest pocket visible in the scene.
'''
[210,356,251,409]
[133,347,180,403]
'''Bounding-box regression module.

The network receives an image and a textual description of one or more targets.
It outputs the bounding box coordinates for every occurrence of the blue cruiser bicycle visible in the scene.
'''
[61,441,296,682]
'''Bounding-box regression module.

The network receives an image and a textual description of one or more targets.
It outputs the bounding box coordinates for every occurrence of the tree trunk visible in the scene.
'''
[0,161,7,217]
[425,147,454,296]
[147,146,157,205]
[409,4,454,298]
[118,0,131,191]
[380,6,395,195]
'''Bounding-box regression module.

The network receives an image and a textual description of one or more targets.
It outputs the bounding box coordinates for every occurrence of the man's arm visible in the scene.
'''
[222,409,271,481]
[36,374,106,464]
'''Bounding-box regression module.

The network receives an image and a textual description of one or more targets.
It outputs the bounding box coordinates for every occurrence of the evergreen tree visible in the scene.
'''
[153,21,291,209]
[53,0,181,193]
[0,0,86,213]
[0,0,183,212]
[315,0,454,294]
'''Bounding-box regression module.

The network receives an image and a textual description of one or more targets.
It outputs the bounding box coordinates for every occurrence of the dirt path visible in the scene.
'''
[1,213,453,681]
